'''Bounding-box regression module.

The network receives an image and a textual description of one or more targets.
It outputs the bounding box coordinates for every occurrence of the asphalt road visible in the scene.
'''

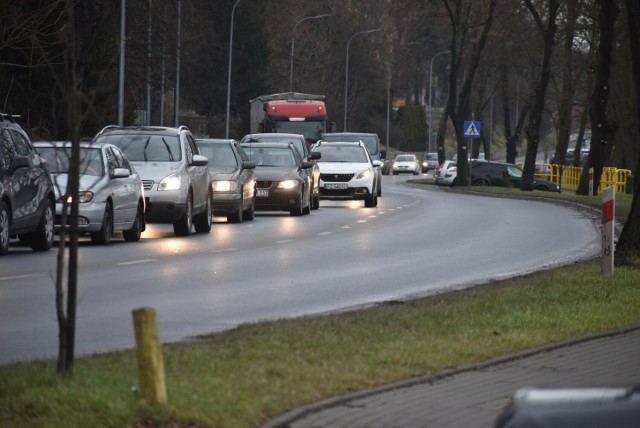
[0,176,600,364]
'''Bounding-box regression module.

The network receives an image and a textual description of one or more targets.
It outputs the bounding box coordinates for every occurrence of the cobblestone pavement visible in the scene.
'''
[262,325,640,428]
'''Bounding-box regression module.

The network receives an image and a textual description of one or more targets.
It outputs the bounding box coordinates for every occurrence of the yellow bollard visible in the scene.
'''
[132,307,167,404]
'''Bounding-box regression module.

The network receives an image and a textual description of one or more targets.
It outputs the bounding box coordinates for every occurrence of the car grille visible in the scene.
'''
[320,173,354,182]
[256,181,273,189]
[142,180,154,191]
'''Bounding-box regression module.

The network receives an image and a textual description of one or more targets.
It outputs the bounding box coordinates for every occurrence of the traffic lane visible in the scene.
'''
[0,185,599,364]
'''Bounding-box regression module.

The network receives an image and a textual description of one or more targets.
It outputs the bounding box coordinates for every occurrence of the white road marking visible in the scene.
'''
[117,259,156,266]
[0,273,46,281]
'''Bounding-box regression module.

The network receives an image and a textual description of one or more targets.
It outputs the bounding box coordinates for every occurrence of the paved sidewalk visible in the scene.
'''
[262,325,640,428]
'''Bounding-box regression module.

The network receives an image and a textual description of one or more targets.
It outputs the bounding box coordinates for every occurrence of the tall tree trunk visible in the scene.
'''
[615,0,640,266]
[576,0,619,195]
[501,64,529,164]
[521,0,560,191]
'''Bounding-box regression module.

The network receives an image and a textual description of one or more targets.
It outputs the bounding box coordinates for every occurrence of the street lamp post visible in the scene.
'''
[428,50,450,153]
[225,0,241,139]
[289,14,331,92]
[343,28,381,132]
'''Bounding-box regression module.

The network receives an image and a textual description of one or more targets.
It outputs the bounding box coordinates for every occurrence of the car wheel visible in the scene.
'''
[0,201,11,255]
[364,193,377,208]
[228,198,244,223]
[312,194,320,210]
[243,196,255,221]
[173,194,193,236]
[91,203,113,245]
[377,181,382,197]
[26,199,55,251]
[123,202,144,242]
[302,188,312,215]
[194,192,212,233]
[290,191,304,216]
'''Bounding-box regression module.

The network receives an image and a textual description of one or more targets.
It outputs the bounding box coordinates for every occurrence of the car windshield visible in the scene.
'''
[96,134,181,162]
[243,147,296,167]
[37,146,104,176]
[313,146,368,163]
[322,134,378,155]
[243,136,305,158]
[426,153,437,160]
[396,155,415,162]
[197,143,238,167]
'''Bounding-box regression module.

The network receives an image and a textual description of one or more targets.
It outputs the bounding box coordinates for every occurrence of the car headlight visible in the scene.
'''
[67,191,94,203]
[212,180,238,192]
[158,173,181,191]
[356,168,372,180]
[277,180,298,189]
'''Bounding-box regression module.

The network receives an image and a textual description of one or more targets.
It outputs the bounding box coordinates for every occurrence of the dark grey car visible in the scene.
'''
[196,138,256,223]
[0,113,55,255]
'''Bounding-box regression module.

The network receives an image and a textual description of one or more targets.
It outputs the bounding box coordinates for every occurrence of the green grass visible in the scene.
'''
[1,190,639,427]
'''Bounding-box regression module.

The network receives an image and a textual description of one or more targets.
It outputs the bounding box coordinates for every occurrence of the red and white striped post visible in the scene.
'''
[588,167,594,196]
[601,186,615,276]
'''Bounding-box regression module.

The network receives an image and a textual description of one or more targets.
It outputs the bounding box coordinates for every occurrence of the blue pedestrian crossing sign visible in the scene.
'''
[464,121,481,138]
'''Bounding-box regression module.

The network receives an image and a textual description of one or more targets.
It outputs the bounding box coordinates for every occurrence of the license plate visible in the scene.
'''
[325,183,347,190]
[257,189,269,197]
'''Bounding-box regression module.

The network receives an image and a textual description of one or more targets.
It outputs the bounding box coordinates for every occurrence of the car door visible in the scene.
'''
[185,134,209,212]
[107,147,137,225]
[2,128,45,229]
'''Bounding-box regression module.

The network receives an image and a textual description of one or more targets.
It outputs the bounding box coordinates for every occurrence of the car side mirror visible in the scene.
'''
[112,167,130,178]
[243,160,256,169]
[301,161,314,169]
[309,151,321,160]
[192,154,209,166]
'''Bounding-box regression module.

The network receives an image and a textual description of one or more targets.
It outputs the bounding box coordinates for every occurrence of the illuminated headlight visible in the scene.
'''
[422,161,428,166]
[277,180,298,189]
[212,180,238,192]
[158,173,181,191]
[356,168,372,180]
[67,191,94,203]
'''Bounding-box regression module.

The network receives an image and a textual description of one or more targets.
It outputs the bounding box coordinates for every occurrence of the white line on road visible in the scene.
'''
[0,273,47,281]
[117,259,156,266]
[275,240,295,244]
[317,232,333,236]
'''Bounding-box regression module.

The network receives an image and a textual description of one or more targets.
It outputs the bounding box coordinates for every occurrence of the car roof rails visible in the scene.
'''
[178,125,191,133]
[97,124,120,135]
[0,112,21,123]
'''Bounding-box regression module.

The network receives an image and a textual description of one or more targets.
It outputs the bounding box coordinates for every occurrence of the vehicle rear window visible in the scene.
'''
[97,134,182,162]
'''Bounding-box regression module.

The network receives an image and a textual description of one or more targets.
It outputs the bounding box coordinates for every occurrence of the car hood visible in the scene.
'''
[50,173,108,199]
[317,162,370,173]
[253,167,301,181]
[209,166,238,181]
[130,161,182,180]
[394,161,417,166]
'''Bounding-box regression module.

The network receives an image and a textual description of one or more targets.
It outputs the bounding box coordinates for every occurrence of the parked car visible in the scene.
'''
[240,141,313,216]
[196,138,256,223]
[240,133,321,210]
[421,152,439,173]
[435,160,457,186]
[0,113,55,255]
[311,141,381,208]
[392,154,420,175]
[469,160,560,191]
[94,125,212,236]
[33,141,145,244]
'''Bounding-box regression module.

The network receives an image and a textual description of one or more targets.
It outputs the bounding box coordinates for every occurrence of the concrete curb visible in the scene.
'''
[261,323,640,428]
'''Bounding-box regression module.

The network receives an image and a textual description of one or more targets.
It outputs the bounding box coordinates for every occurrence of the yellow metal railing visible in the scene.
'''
[517,162,632,192]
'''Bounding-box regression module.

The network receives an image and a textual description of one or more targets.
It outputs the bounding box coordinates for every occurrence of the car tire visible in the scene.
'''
[243,197,255,221]
[302,188,311,215]
[365,193,377,208]
[312,194,320,210]
[123,202,144,242]
[91,203,113,245]
[26,198,55,251]
[194,192,212,233]
[290,191,304,216]
[228,199,243,224]
[0,200,11,255]
[173,194,193,236]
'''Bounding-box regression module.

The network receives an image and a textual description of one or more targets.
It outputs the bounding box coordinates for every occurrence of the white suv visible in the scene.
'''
[94,126,212,236]
[311,141,381,208]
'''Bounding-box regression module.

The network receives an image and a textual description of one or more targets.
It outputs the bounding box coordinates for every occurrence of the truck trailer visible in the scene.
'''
[249,92,334,146]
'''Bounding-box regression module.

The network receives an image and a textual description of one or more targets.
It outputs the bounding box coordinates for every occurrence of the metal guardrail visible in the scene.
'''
[517,162,632,193]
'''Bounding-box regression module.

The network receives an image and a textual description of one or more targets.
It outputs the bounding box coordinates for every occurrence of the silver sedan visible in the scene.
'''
[34,141,145,244]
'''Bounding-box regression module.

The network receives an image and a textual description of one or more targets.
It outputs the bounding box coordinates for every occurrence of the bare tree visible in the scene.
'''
[576,0,619,195]
[441,0,497,186]
[520,0,560,191]
[615,0,640,266]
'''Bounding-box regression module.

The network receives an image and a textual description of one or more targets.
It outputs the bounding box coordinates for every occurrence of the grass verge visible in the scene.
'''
[1,190,638,427]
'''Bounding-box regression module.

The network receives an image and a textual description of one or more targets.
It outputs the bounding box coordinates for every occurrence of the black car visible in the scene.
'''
[196,138,256,223]
[240,133,321,210]
[240,142,313,216]
[0,113,56,255]
[469,160,560,191]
